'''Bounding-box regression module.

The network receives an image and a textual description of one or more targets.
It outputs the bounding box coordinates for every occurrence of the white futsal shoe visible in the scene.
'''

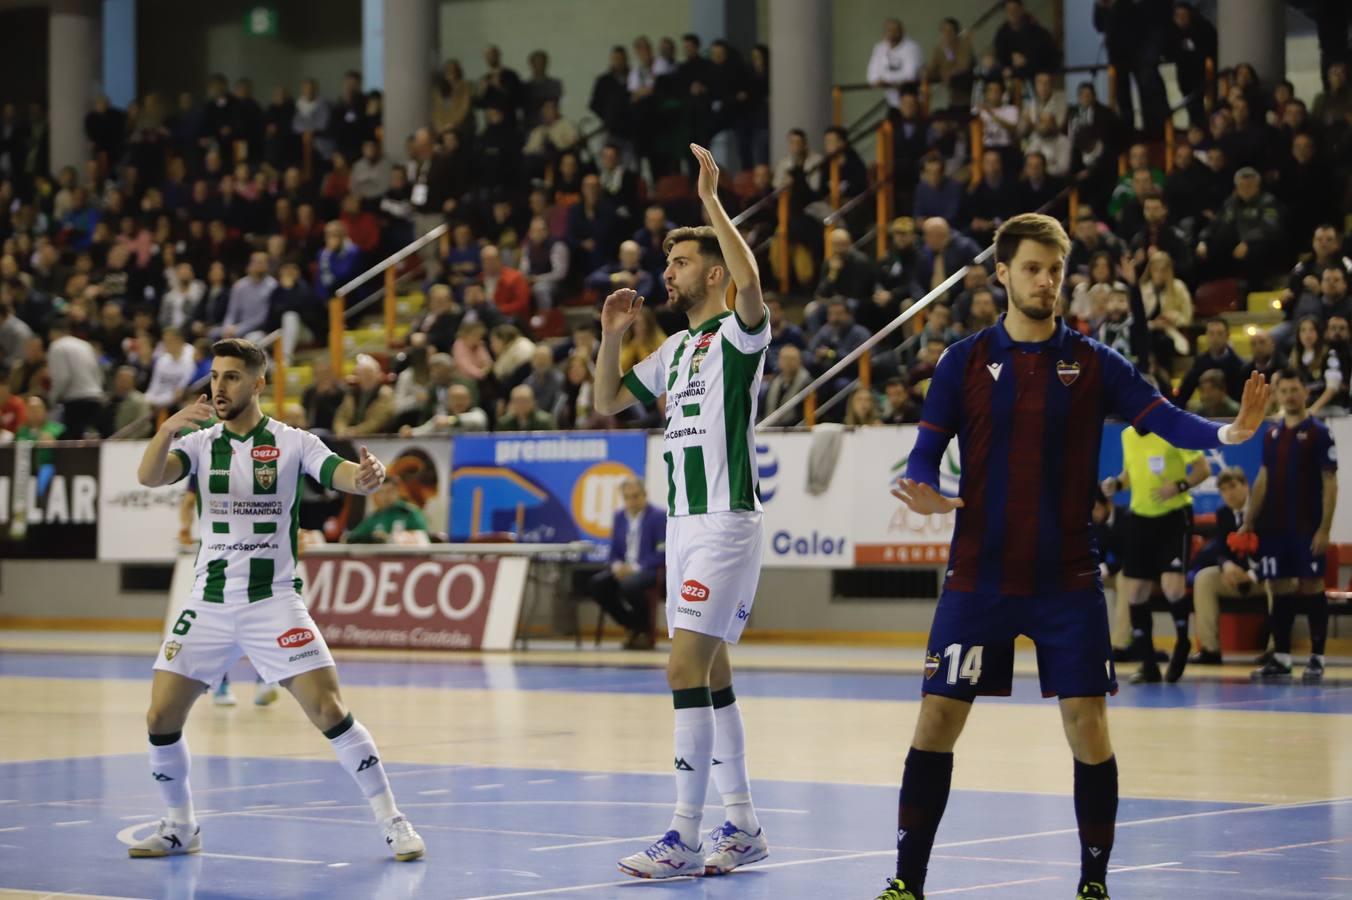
[211,679,237,706]
[617,830,705,878]
[253,681,280,706]
[703,821,769,874]
[128,819,201,857]
[384,814,426,861]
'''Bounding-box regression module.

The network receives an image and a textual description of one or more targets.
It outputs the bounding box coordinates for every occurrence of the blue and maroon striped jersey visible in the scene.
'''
[1256,416,1337,536]
[909,316,1222,596]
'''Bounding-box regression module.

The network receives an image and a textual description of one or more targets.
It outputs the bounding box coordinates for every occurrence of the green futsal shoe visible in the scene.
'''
[1076,881,1110,899]
[874,877,921,899]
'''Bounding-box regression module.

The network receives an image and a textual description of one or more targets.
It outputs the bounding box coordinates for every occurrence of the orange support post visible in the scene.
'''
[1118,153,1128,177]
[302,132,314,183]
[919,78,931,115]
[439,230,451,259]
[272,338,286,416]
[859,350,872,389]
[776,190,791,294]
[1011,77,1024,112]
[328,295,345,378]
[383,266,397,348]
[1068,187,1079,224]
[1164,119,1176,173]
[1204,57,1216,112]
[1107,66,1119,113]
[832,85,843,128]
[803,391,817,428]
[968,118,984,188]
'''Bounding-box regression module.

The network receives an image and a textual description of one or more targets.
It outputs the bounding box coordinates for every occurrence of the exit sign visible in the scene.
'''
[245,6,278,37]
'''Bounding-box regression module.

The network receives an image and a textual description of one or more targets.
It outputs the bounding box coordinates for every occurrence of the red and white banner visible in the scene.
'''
[298,553,528,651]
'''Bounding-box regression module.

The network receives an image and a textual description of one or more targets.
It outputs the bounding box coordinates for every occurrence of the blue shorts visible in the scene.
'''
[922,588,1118,701]
[1255,532,1326,581]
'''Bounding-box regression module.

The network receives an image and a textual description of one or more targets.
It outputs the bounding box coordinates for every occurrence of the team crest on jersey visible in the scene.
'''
[1056,360,1081,386]
[254,462,277,491]
[923,652,941,679]
[163,640,181,661]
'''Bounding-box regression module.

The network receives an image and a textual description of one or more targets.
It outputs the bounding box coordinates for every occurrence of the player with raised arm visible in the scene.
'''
[875,214,1270,900]
[129,339,424,862]
[1244,368,1339,684]
[595,144,771,879]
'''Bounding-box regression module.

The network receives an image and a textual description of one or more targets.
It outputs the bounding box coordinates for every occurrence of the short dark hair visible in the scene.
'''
[825,126,849,143]
[663,226,725,271]
[1198,368,1226,390]
[1216,466,1248,488]
[1206,317,1227,331]
[885,376,908,390]
[211,338,267,375]
[1273,366,1303,385]
[788,127,807,141]
[994,213,1070,266]
[682,32,701,47]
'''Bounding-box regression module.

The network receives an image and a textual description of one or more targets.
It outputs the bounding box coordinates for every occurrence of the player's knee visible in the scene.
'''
[912,699,968,750]
[145,705,183,735]
[304,693,347,731]
[665,657,708,690]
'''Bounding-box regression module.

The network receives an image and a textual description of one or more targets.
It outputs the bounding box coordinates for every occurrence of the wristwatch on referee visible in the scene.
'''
[1174,479,1190,494]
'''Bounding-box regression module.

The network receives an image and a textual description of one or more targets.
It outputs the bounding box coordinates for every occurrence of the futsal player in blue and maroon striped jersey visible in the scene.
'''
[1244,368,1338,684]
[872,213,1272,900]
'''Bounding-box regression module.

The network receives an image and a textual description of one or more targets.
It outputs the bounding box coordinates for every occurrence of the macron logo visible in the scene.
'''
[987,363,1003,381]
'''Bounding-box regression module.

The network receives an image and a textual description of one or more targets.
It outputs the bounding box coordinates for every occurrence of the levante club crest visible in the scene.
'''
[1056,360,1081,386]
[924,652,941,680]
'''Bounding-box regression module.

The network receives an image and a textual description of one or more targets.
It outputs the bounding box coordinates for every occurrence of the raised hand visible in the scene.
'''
[690,143,720,202]
[600,288,644,336]
[163,395,214,433]
[891,478,965,516]
[1227,372,1272,443]
[355,445,386,495]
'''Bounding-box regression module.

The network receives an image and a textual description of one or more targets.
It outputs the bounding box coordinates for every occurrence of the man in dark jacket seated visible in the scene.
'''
[590,477,666,649]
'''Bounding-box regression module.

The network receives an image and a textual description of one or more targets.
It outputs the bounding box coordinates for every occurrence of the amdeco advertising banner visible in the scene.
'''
[0,443,100,559]
[298,553,528,651]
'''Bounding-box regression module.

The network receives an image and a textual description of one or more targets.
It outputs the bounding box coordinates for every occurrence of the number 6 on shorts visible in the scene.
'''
[943,643,983,685]
[172,610,197,636]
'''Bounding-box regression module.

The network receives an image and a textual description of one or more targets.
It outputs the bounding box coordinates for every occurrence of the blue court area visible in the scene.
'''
[3,650,1352,713]
[1,651,1350,898]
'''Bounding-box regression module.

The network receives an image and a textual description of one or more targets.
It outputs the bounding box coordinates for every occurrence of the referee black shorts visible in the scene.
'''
[1121,507,1194,580]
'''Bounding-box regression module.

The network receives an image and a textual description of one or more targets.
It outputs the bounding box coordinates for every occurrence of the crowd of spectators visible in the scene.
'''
[1,0,1351,443]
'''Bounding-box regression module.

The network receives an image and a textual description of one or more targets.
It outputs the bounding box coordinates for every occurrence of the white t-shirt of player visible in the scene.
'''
[622,308,770,517]
[170,416,344,605]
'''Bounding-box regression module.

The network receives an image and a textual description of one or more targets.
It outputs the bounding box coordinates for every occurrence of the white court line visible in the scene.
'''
[1214,836,1352,858]
[305,800,339,806]
[472,784,504,791]
[240,810,602,841]
[531,834,657,851]
[327,863,349,869]
[581,775,608,780]
[51,820,91,826]
[0,827,24,833]
[199,851,327,865]
[928,876,1062,895]
[28,777,327,809]
[526,779,555,785]
[1108,861,1181,874]
[0,889,152,900]
[243,804,279,810]
[418,788,451,795]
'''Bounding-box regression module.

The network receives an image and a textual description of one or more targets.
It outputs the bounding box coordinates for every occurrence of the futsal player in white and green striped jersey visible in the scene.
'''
[129,338,424,862]
[597,144,770,879]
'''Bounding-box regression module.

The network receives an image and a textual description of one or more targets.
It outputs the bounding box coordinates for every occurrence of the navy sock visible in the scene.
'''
[1167,599,1190,643]
[1304,594,1329,656]
[1270,596,1296,655]
[896,747,953,892]
[1074,756,1118,887]
[1128,604,1154,660]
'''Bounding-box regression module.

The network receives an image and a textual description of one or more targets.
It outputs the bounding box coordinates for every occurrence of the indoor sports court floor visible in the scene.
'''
[0,634,1349,899]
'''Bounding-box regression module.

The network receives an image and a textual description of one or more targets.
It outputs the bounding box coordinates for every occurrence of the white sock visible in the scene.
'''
[326,714,399,822]
[712,695,760,834]
[669,696,715,848]
[148,733,195,826]
[1275,652,1293,667]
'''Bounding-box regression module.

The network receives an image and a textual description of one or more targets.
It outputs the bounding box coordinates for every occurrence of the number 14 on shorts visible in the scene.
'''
[941,643,983,685]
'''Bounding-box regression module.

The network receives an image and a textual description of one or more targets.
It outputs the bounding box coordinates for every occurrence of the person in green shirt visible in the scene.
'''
[15,395,65,443]
[344,479,429,544]
[496,384,558,431]
[1102,426,1209,684]
[1189,369,1241,418]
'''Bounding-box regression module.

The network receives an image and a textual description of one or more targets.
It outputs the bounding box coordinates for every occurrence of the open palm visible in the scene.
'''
[601,288,644,336]
[1227,372,1272,443]
[892,478,965,516]
[690,143,720,201]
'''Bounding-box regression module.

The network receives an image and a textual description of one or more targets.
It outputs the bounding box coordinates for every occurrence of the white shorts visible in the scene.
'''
[154,595,336,686]
[665,511,764,644]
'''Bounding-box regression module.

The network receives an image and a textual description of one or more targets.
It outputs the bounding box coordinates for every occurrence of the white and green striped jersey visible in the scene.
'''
[169,416,345,605]
[622,308,769,516]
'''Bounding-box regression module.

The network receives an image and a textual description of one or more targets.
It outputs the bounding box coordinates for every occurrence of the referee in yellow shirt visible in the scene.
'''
[1101,427,1210,684]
